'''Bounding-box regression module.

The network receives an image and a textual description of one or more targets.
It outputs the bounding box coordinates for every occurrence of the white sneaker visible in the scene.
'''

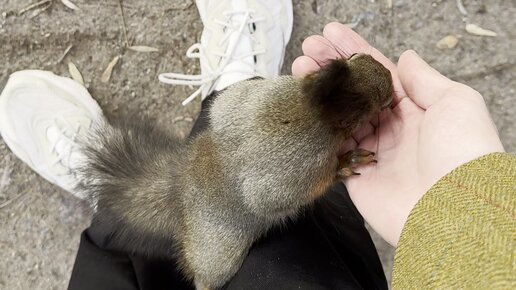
[159,0,293,105]
[0,70,104,199]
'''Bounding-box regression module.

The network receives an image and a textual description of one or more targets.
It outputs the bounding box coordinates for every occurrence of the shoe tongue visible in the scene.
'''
[214,7,256,91]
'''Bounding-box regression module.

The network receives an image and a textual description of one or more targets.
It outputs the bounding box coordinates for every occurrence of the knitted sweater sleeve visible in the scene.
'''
[392,153,516,289]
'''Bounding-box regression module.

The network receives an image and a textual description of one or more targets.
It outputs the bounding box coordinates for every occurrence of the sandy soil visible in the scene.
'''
[0,0,514,289]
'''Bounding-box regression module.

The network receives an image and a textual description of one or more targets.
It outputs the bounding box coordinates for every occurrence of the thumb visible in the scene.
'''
[397,50,455,109]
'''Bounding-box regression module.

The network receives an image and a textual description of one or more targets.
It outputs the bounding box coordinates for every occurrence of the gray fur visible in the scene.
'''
[77,56,393,289]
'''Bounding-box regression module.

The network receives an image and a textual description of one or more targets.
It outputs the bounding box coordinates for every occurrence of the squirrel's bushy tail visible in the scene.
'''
[77,116,186,258]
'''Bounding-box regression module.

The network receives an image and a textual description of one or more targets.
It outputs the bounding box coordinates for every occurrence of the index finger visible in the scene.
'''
[293,22,407,103]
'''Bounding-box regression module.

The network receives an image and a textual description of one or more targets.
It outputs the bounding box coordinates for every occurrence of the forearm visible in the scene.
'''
[392,153,516,289]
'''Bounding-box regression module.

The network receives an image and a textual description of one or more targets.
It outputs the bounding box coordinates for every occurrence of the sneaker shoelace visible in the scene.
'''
[44,117,91,179]
[159,10,266,105]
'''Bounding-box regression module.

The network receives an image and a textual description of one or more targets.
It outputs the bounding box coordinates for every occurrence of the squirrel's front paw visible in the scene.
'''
[337,148,377,177]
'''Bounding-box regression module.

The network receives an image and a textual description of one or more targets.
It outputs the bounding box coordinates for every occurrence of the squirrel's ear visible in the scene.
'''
[302,58,351,101]
[302,59,370,129]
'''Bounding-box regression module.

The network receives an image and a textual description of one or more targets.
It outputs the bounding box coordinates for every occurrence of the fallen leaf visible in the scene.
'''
[465,24,497,37]
[68,62,84,85]
[436,35,459,49]
[129,46,159,53]
[101,55,121,83]
[60,0,79,10]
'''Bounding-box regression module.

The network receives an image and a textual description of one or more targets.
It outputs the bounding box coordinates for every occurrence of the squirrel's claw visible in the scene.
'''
[337,148,377,178]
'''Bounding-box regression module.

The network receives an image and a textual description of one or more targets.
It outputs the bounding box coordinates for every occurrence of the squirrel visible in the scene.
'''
[78,53,393,289]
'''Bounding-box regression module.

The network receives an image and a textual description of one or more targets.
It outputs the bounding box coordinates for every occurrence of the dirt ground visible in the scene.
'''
[0,0,514,289]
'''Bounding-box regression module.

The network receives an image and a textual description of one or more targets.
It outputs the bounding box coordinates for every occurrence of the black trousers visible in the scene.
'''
[68,93,387,290]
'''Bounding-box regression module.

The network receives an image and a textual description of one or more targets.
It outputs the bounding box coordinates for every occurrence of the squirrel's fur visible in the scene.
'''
[78,54,393,289]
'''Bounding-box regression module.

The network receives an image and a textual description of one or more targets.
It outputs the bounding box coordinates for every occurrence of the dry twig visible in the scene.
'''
[118,0,130,47]
[28,1,52,18]
[173,116,194,123]
[163,1,194,14]
[0,191,28,209]
[456,0,468,16]
[18,0,52,15]
[57,44,73,63]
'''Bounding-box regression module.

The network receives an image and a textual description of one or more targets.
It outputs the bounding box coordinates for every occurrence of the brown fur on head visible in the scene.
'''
[302,54,393,134]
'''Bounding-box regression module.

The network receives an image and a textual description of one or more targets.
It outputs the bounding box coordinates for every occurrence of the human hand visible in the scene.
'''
[293,22,505,246]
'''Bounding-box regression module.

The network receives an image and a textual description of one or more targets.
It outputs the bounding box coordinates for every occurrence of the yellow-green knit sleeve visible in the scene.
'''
[392,153,516,289]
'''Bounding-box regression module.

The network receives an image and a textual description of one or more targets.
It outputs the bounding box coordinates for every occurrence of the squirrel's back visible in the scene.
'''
[208,76,341,220]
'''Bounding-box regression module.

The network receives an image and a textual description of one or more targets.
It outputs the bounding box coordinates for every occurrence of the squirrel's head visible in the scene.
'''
[302,54,393,132]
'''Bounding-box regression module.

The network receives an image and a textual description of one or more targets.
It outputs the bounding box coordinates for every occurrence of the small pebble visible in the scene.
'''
[436,35,459,49]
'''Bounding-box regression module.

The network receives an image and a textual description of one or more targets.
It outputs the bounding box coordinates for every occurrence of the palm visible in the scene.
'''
[346,97,427,242]
[293,22,504,245]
